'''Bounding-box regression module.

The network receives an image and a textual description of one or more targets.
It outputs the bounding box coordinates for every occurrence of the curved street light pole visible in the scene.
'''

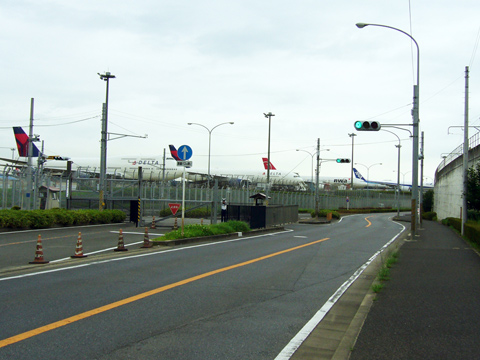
[188,121,234,189]
[348,133,357,189]
[356,22,420,235]
[355,162,382,195]
[296,149,315,186]
[382,129,402,217]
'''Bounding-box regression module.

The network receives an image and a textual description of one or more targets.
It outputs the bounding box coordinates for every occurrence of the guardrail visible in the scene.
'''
[436,131,480,174]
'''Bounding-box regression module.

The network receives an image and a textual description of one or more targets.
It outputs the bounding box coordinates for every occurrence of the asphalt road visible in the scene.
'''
[0,214,404,359]
[0,222,166,271]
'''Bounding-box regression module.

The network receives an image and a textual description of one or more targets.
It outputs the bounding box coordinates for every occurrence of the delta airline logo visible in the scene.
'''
[129,160,161,166]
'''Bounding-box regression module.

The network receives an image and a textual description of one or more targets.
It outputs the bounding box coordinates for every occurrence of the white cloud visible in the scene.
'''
[0,0,479,184]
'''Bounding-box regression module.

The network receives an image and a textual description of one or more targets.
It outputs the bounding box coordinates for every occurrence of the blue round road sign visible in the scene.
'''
[178,145,193,160]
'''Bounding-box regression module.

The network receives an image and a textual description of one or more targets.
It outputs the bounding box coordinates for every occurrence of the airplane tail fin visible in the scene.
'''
[13,127,40,157]
[262,157,276,170]
[353,168,367,182]
[169,145,181,161]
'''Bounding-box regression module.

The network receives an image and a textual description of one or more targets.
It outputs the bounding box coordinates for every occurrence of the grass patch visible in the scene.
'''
[153,220,251,241]
[371,250,399,293]
[385,251,399,268]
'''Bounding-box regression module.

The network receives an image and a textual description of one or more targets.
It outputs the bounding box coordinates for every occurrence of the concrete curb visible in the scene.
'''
[290,228,410,360]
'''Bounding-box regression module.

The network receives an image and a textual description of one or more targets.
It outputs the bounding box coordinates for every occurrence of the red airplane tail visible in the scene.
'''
[169,145,181,161]
[262,157,276,170]
[13,127,40,157]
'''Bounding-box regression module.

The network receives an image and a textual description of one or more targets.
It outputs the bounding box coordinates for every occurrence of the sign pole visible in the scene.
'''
[181,165,186,236]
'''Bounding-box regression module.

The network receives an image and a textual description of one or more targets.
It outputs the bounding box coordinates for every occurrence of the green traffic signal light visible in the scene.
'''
[336,158,351,163]
[354,120,381,131]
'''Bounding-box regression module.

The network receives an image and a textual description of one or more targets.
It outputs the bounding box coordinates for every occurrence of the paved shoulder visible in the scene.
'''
[351,220,480,359]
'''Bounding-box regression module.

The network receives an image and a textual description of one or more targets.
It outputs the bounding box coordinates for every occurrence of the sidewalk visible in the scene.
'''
[350,220,480,359]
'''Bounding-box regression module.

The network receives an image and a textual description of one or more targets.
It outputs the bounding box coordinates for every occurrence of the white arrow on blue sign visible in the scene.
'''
[178,145,193,160]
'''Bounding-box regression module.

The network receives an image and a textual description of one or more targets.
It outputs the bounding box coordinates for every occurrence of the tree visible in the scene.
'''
[423,189,434,212]
[467,163,480,210]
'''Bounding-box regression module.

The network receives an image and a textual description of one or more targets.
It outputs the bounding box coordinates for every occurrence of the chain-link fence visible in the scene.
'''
[1,167,411,218]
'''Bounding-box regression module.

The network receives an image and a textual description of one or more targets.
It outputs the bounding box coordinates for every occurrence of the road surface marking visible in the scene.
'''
[0,237,329,348]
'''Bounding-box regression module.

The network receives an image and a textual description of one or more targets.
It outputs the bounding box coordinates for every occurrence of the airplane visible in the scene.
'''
[353,168,434,190]
[0,129,305,189]
[168,145,305,189]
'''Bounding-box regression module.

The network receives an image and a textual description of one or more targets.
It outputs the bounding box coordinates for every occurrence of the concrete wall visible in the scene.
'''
[434,144,480,220]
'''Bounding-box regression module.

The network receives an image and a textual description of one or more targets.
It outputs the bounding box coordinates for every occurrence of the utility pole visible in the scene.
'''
[264,112,275,205]
[98,72,116,211]
[315,138,320,217]
[26,98,35,210]
[420,131,425,225]
[462,66,469,235]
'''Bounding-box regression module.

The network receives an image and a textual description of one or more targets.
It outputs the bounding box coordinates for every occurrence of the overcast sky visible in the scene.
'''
[1,0,479,183]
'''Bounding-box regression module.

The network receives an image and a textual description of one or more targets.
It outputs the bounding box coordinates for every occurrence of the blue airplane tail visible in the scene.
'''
[353,168,367,182]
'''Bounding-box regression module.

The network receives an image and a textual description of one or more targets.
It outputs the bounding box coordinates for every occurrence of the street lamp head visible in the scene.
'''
[264,112,275,118]
[356,23,368,29]
[98,72,116,81]
[187,123,193,125]
[229,122,234,124]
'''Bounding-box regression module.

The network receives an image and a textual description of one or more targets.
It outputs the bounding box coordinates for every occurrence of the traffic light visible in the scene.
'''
[354,120,381,131]
[336,158,351,163]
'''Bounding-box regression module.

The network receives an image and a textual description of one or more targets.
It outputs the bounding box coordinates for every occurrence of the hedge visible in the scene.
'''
[442,217,480,247]
[0,208,126,229]
[310,209,341,219]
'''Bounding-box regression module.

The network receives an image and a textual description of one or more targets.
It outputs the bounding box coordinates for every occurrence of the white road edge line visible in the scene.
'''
[0,229,294,281]
[274,221,406,360]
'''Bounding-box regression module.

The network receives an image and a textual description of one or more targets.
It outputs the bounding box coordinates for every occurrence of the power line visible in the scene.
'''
[469,25,480,69]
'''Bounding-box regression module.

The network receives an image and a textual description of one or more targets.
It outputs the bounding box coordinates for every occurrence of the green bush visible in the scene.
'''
[464,221,480,247]
[110,210,127,223]
[210,222,235,235]
[444,217,462,232]
[72,210,94,225]
[310,209,340,219]
[0,210,23,228]
[0,208,126,229]
[226,220,251,232]
[23,210,55,229]
[422,211,437,221]
[156,220,251,241]
[48,208,75,226]
[467,210,480,222]
[96,210,114,224]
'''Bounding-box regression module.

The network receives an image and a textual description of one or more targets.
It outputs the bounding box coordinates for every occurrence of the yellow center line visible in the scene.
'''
[365,216,373,227]
[0,237,330,348]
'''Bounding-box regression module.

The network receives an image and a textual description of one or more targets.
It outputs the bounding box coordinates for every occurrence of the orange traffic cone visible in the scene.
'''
[151,216,156,229]
[71,232,88,258]
[114,229,128,252]
[29,234,49,264]
[141,227,153,248]
[173,217,178,230]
